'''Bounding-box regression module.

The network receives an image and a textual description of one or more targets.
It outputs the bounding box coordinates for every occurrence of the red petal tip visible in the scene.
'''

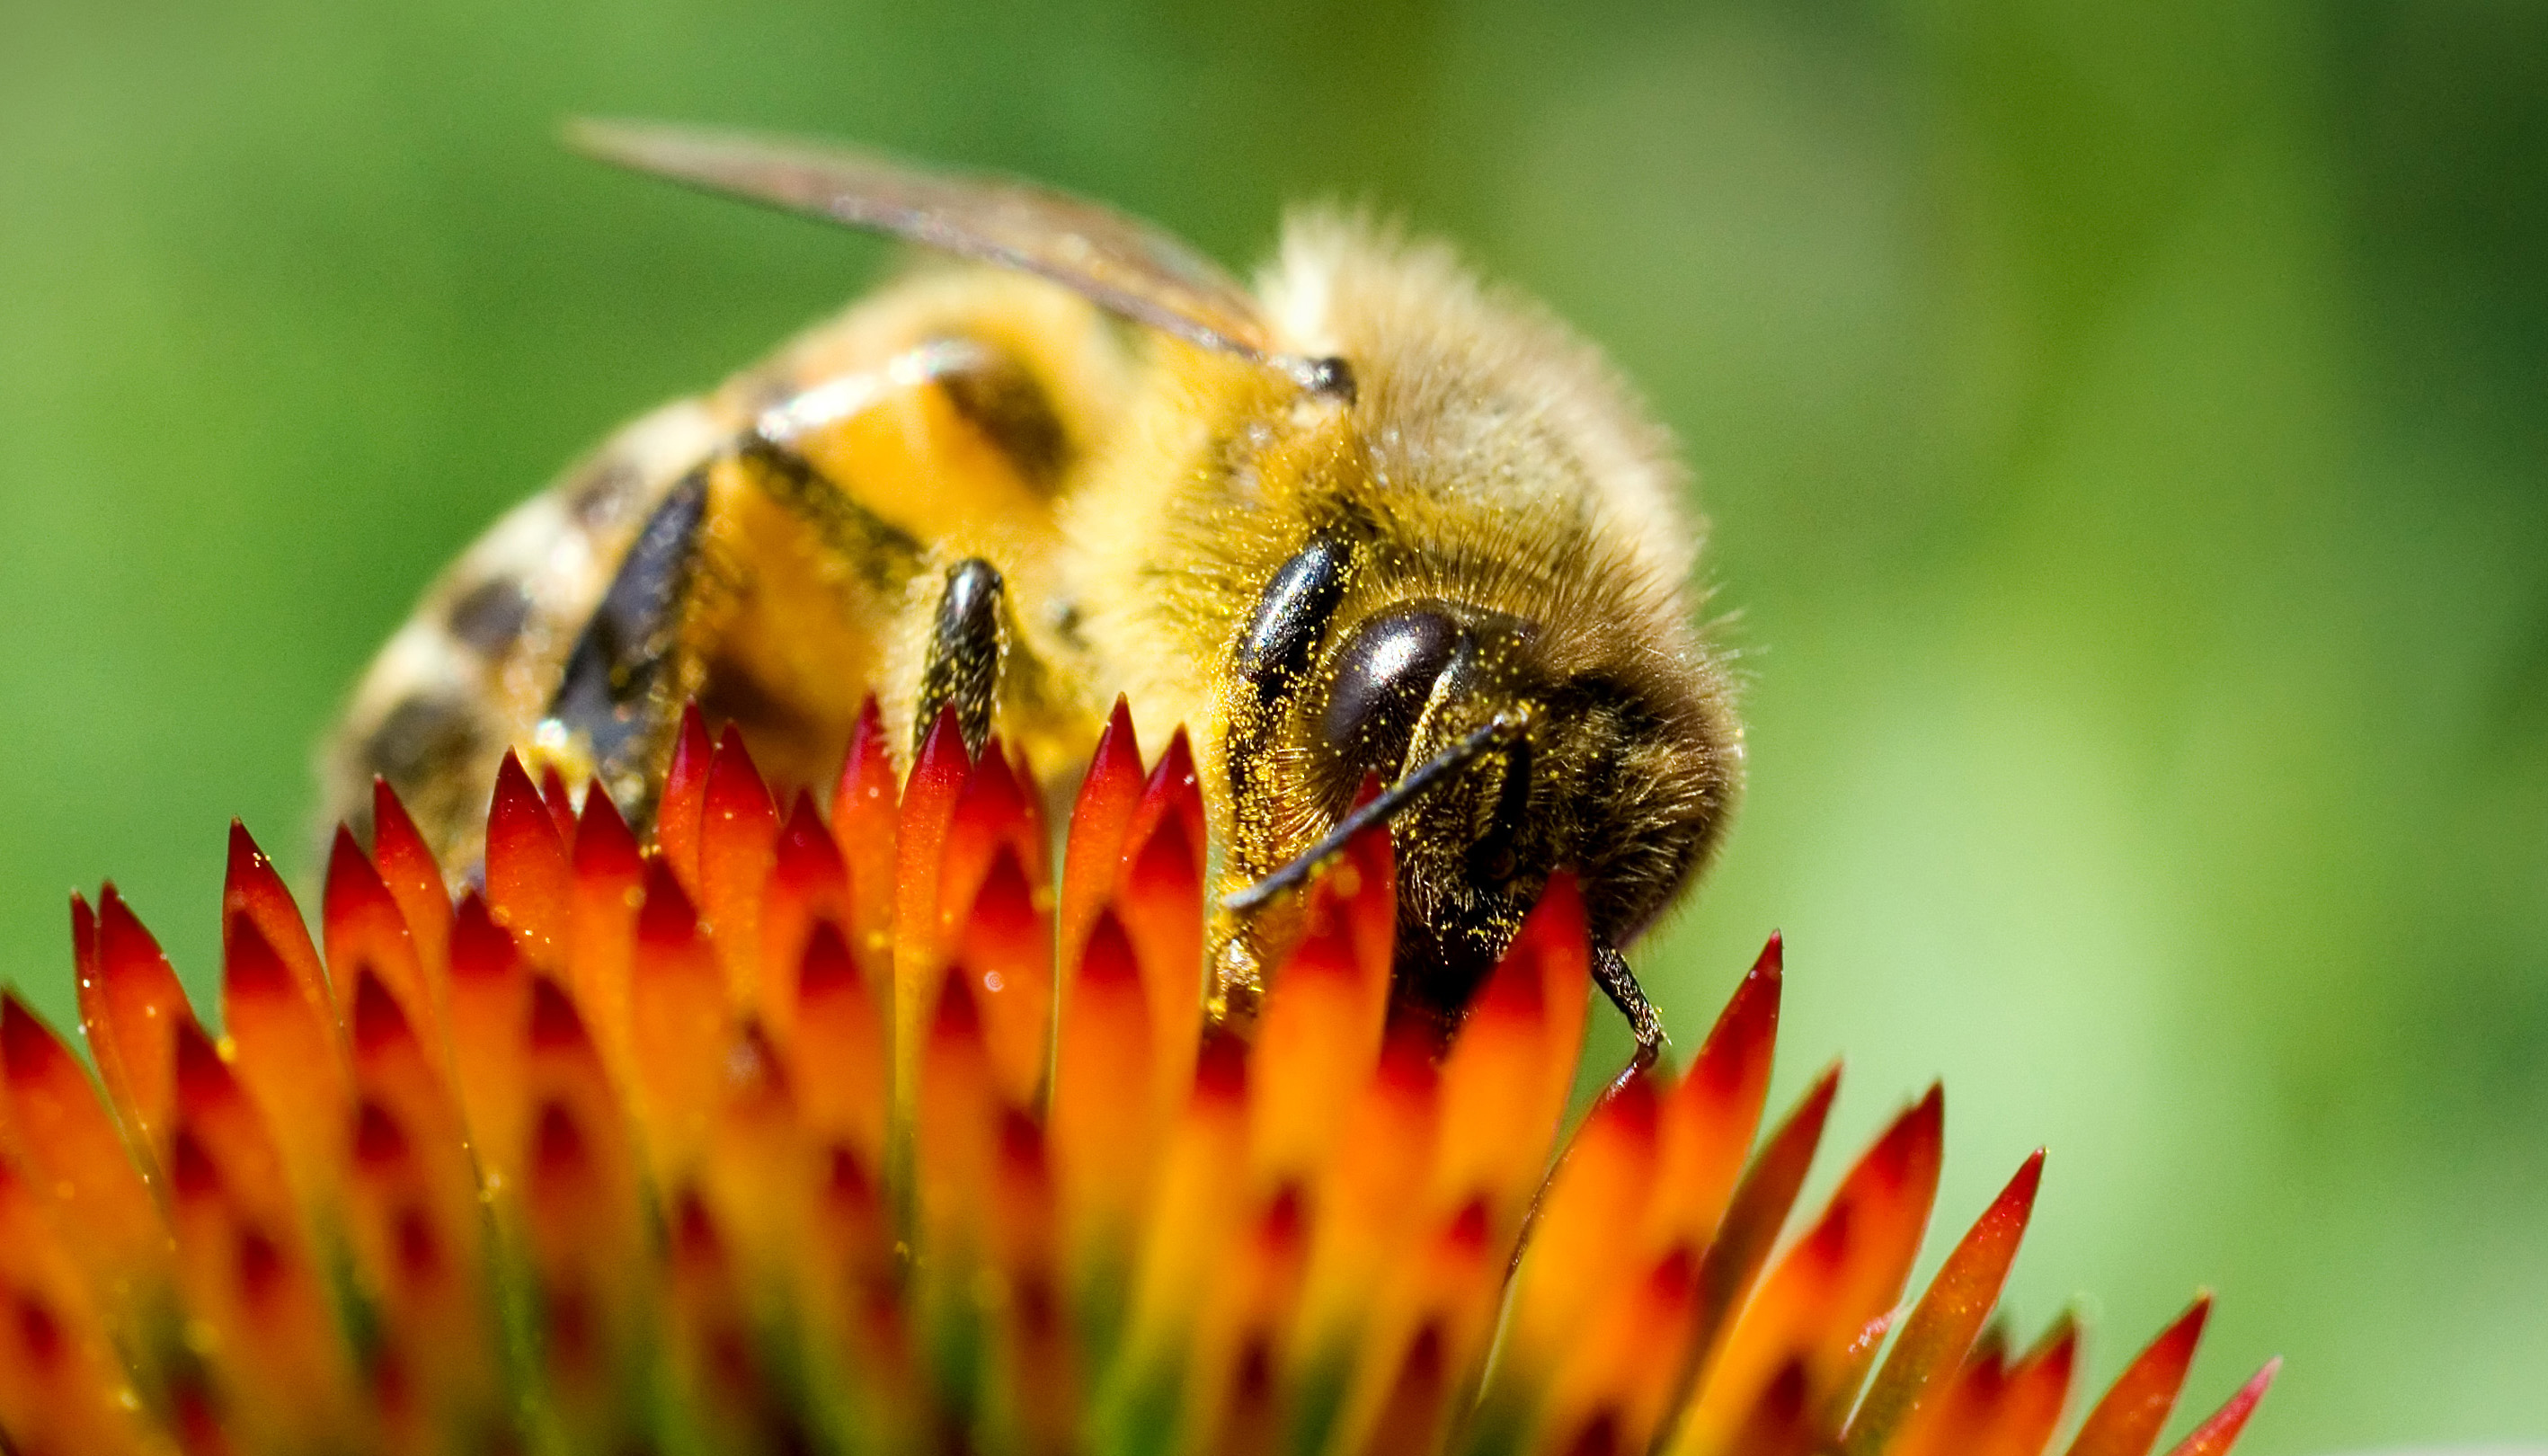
[2029,1315,2082,1377]
[491,751,549,825]
[2163,1359,2280,1456]
[573,782,642,869]
[1088,694,1140,776]
[2014,1146,2047,1194]
[2068,1292,2216,1456]
[925,701,966,760]
[835,695,899,809]
[2141,1288,2218,1365]
[1854,1082,1945,1187]
[0,992,52,1066]
[96,882,143,936]
[669,707,714,775]
[1780,1061,1844,1141]
[913,705,969,783]
[1692,945,1781,1078]
[324,822,368,883]
[94,884,177,982]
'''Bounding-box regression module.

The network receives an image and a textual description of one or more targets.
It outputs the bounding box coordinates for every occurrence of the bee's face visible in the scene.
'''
[1223,534,1738,1034]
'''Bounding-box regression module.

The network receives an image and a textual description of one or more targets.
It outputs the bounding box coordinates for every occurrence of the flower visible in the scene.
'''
[0,697,2276,1456]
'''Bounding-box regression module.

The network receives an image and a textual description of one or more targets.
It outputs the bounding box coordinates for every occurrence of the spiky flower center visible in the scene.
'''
[0,699,2273,1456]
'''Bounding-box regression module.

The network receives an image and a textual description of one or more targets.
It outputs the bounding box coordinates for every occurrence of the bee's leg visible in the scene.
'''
[734,431,1017,760]
[545,466,713,812]
[1594,944,1669,1082]
[915,559,1008,759]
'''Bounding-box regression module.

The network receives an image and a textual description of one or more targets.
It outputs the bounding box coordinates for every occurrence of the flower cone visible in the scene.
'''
[0,695,2276,1456]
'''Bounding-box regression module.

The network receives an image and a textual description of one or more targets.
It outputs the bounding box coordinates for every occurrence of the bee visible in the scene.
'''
[323,120,1741,1061]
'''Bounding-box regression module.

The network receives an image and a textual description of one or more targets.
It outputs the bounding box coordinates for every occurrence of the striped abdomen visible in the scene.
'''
[321,270,1130,876]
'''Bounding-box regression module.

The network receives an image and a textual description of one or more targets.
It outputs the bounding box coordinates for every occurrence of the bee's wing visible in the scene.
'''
[569,119,1282,366]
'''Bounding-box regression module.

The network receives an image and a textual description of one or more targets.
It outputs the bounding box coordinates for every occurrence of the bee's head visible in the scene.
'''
[1224,537,1740,1036]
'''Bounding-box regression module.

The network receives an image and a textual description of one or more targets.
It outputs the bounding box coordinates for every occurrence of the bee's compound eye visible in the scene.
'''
[1322,607,1460,779]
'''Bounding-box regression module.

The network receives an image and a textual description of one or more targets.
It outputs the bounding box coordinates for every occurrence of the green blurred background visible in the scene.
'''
[3,0,2541,1449]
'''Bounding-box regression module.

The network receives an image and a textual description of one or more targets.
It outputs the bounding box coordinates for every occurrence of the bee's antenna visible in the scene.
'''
[1221,710,1529,915]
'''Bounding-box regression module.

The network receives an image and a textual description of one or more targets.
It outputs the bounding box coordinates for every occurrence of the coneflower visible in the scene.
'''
[0,697,2274,1455]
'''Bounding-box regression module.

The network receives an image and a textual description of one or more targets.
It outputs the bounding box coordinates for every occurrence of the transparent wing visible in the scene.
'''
[569,118,1282,365]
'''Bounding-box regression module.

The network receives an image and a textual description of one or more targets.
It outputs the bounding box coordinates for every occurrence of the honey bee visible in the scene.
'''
[323,121,1741,1061]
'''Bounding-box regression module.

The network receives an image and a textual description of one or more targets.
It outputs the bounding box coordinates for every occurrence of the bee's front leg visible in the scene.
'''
[915,558,1008,758]
[1594,944,1670,1079]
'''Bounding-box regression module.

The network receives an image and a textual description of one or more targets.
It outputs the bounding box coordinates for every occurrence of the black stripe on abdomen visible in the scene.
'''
[934,346,1070,490]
